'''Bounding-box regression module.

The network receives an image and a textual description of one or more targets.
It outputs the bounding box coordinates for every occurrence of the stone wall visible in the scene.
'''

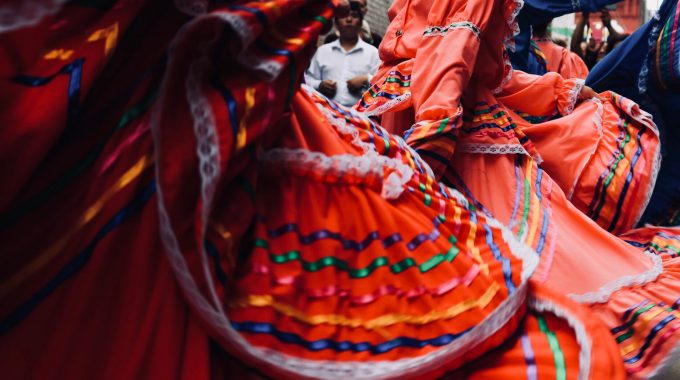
[365,0,392,36]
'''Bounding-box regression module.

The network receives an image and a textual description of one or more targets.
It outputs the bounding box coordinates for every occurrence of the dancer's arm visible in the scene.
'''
[498,70,595,116]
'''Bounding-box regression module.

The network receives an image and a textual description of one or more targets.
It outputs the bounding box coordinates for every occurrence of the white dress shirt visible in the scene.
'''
[304,38,380,107]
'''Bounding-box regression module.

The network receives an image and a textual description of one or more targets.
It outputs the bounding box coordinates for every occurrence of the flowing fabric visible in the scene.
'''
[588,0,680,227]
[0,0,553,378]
[1,0,679,379]
[365,0,680,378]
[534,38,589,79]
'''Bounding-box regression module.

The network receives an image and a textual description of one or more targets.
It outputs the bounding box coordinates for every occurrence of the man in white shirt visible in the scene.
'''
[304,8,380,107]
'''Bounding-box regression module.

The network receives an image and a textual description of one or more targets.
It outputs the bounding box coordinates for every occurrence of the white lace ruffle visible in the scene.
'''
[504,0,524,51]
[364,92,412,117]
[152,15,538,378]
[423,21,481,39]
[459,143,530,156]
[0,0,67,34]
[568,247,664,304]
[260,148,414,200]
[562,79,585,116]
[566,98,604,200]
[529,297,591,380]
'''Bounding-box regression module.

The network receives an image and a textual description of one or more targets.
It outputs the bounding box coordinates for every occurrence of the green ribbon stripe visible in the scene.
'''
[592,119,631,219]
[615,303,656,343]
[536,313,567,380]
[257,236,460,277]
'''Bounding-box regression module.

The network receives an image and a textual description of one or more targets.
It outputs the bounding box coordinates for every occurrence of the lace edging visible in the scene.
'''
[423,21,481,39]
[0,0,67,34]
[459,143,531,156]
[153,15,535,377]
[260,148,414,200]
[562,79,585,116]
[364,92,412,117]
[568,248,663,304]
[529,297,591,380]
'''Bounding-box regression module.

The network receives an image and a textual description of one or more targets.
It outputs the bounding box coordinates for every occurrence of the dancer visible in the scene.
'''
[361,0,680,377]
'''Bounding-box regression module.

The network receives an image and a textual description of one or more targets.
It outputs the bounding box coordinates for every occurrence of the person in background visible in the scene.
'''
[305,7,380,107]
[322,0,382,48]
[533,21,589,79]
[571,10,628,68]
[600,9,629,54]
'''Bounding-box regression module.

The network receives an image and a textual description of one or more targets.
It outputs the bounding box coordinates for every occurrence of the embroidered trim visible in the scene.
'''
[153,15,537,379]
[423,21,481,39]
[568,248,663,304]
[562,79,585,116]
[237,50,283,82]
[529,297,591,380]
[260,148,414,200]
[567,98,604,200]
[459,143,531,156]
[364,92,412,116]
[0,0,67,34]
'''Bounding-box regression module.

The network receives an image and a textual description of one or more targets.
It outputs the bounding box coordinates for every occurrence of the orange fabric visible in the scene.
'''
[498,70,583,116]
[449,283,626,380]
[535,39,589,80]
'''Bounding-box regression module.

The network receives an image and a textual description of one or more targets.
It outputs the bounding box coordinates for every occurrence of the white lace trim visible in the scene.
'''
[529,297,591,380]
[0,0,67,34]
[154,18,539,373]
[504,0,524,52]
[562,79,585,116]
[423,21,481,39]
[364,92,412,117]
[214,11,284,81]
[567,98,604,200]
[237,50,283,83]
[459,143,531,156]
[303,84,435,178]
[174,0,208,16]
[260,148,414,200]
[568,247,663,304]
[571,0,582,11]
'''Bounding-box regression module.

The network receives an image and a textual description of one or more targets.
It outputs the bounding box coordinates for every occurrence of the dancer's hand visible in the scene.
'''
[579,85,598,100]
[319,80,337,98]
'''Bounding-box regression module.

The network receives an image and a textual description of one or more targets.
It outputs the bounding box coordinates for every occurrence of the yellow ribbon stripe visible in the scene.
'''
[231,282,500,332]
